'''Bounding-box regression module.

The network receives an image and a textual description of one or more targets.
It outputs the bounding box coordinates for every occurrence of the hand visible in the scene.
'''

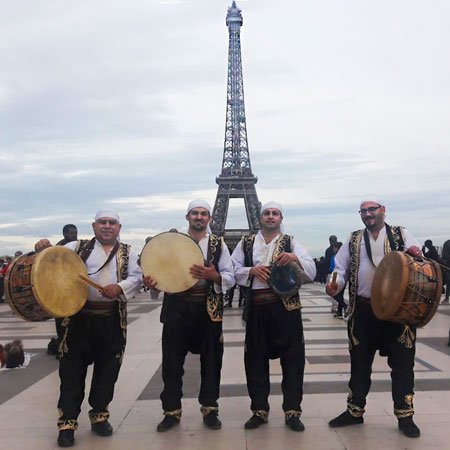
[326,282,339,297]
[101,284,123,299]
[143,275,158,290]
[249,265,271,282]
[406,246,422,258]
[35,239,52,252]
[275,252,299,267]
[190,263,221,283]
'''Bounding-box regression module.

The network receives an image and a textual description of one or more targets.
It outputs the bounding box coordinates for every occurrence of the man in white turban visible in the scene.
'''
[326,197,423,438]
[35,210,142,447]
[231,201,316,432]
[144,200,235,431]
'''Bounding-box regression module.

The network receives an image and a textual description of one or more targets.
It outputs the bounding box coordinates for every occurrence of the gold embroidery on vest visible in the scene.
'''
[206,234,224,322]
[271,234,301,311]
[347,230,363,318]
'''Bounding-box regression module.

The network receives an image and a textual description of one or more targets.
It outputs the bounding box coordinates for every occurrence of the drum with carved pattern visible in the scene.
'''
[371,251,442,327]
[5,246,89,321]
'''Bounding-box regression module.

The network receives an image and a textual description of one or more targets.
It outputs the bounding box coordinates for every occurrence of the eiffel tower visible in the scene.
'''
[211,1,261,250]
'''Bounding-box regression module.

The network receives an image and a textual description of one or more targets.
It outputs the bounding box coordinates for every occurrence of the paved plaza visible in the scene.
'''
[1,284,449,449]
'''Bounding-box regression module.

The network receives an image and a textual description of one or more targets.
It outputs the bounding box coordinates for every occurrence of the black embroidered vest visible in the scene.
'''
[241,233,301,313]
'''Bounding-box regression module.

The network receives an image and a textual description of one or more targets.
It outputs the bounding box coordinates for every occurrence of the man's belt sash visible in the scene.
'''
[83,300,119,316]
[355,295,371,304]
[172,287,207,303]
[251,288,281,306]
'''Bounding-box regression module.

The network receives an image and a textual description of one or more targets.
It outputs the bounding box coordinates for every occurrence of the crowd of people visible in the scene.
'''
[0,198,449,447]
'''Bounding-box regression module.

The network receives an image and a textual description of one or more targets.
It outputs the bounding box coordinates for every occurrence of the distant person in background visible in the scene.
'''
[319,257,328,283]
[14,251,23,258]
[329,242,347,318]
[56,224,78,246]
[324,235,338,274]
[224,284,246,308]
[422,240,440,262]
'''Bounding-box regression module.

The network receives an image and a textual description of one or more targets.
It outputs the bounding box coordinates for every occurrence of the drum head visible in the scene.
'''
[371,251,409,320]
[268,262,303,297]
[140,232,204,294]
[32,246,89,317]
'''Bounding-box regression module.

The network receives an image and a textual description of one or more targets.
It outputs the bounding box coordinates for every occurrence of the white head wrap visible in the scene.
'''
[261,201,283,215]
[95,210,121,223]
[360,196,384,208]
[186,199,211,215]
[186,199,212,233]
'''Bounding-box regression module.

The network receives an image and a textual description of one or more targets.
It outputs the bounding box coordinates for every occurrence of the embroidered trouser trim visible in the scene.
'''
[284,410,302,420]
[89,409,110,424]
[394,394,414,418]
[346,401,365,418]
[58,409,78,431]
[251,410,269,422]
[163,409,182,420]
[200,406,218,417]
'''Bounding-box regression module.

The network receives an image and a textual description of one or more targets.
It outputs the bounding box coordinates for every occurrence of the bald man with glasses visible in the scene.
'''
[326,197,423,438]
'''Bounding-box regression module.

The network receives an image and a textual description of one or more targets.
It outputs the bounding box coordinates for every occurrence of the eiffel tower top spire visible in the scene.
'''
[211,2,261,249]
[221,0,252,177]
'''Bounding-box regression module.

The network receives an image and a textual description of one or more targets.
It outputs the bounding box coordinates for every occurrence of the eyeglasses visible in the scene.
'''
[359,206,381,215]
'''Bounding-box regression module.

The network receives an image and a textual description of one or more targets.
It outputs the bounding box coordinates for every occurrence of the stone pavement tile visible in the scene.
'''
[149,429,247,450]
[245,425,346,450]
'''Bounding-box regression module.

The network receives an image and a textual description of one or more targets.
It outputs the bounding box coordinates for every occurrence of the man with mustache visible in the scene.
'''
[231,201,316,432]
[144,200,235,431]
[35,210,142,447]
[326,197,422,438]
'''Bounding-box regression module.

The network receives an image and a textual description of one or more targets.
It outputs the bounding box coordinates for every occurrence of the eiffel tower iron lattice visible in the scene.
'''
[211,1,261,250]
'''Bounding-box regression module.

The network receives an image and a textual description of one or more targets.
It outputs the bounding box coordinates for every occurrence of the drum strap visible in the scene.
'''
[76,238,120,275]
[363,224,404,269]
[363,230,375,267]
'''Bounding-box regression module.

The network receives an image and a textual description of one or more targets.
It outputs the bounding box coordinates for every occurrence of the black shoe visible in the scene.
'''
[57,429,75,447]
[157,415,180,432]
[203,411,222,430]
[91,421,113,436]
[328,411,364,428]
[244,414,267,429]
[398,417,420,438]
[285,416,305,432]
[224,302,232,308]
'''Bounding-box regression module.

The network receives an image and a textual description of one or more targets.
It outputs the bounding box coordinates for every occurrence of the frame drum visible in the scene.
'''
[268,261,304,298]
[5,246,89,321]
[140,231,204,294]
[371,251,442,327]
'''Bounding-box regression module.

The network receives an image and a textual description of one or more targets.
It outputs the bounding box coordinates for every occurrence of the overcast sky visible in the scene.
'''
[1,0,449,257]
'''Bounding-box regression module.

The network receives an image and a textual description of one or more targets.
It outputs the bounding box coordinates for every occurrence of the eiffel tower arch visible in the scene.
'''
[211,1,261,251]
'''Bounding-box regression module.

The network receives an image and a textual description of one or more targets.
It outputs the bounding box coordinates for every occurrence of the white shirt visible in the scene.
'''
[334,225,419,297]
[231,231,316,290]
[196,233,235,293]
[65,239,142,302]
